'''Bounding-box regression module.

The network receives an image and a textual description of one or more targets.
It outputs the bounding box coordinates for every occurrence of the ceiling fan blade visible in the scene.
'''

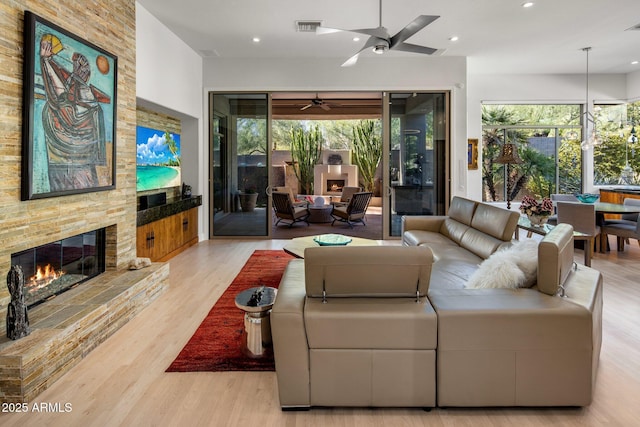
[318,25,388,40]
[300,103,313,111]
[320,103,331,111]
[390,15,440,48]
[391,42,438,55]
[341,36,379,67]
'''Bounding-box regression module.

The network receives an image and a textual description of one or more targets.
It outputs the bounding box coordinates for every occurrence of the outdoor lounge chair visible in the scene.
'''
[331,191,373,228]
[272,186,308,208]
[330,186,361,207]
[272,192,310,228]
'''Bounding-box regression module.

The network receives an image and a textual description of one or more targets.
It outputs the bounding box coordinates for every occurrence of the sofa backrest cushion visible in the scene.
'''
[537,223,575,296]
[455,203,520,259]
[438,197,477,244]
[471,203,520,242]
[459,228,509,260]
[304,246,433,298]
[447,197,477,226]
[440,218,470,245]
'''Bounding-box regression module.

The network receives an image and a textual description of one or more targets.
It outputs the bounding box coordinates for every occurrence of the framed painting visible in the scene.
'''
[21,11,117,200]
[467,138,478,170]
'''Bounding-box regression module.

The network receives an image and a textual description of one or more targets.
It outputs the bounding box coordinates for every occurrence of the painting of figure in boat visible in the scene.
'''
[22,11,117,200]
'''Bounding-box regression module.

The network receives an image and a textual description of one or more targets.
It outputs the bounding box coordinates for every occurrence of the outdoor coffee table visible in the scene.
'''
[283,233,380,258]
[234,286,277,357]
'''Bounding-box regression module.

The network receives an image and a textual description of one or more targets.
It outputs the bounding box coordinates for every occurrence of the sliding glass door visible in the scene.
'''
[385,92,449,237]
[210,93,271,237]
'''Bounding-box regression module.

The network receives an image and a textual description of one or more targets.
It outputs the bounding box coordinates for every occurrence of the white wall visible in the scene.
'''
[136,2,206,240]
[136,4,203,118]
[466,72,628,199]
[204,55,469,201]
[628,70,640,101]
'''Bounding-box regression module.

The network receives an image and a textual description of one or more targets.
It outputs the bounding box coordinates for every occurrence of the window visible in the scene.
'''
[481,104,582,202]
[593,101,640,185]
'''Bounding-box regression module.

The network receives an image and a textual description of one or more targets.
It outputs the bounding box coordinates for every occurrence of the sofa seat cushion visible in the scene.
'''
[403,229,460,248]
[304,296,437,350]
[424,243,483,264]
[429,259,478,291]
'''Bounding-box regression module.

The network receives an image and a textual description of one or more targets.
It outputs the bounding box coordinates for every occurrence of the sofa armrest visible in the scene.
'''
[271,259,310,409]
[401,215,446,233]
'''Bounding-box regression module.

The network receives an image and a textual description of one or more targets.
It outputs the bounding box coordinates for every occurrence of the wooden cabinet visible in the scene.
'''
[599,189,640,219]
[137,207,199,262]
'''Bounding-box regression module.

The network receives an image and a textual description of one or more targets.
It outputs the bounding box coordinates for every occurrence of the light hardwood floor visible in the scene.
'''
[1,237,639,426]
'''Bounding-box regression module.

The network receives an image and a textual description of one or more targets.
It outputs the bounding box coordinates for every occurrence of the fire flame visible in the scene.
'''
[28,264,65,291]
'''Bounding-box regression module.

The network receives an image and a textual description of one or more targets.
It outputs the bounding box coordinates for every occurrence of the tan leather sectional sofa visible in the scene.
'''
[271,197,603,409]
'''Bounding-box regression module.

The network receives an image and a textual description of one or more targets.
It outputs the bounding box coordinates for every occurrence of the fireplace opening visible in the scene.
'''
[11,228,106,308]
[326,179,345,193]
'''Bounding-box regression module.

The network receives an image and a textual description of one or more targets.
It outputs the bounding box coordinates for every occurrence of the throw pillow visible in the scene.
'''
[466,239,539,289]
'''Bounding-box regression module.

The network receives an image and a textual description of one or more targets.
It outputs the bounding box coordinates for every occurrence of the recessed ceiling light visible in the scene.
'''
[252,37,260,43]
[522,2,534,7]
[632,61,639,65]
[449,36,459,42]
[353,37,360,42]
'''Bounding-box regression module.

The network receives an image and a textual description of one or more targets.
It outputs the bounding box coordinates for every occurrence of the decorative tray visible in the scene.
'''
[313,234,352,246]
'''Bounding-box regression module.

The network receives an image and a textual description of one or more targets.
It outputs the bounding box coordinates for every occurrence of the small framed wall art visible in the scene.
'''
[467,138,479,170]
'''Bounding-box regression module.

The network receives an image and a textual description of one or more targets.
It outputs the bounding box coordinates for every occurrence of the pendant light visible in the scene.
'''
[495,130,523,209]
[581,47,601,151]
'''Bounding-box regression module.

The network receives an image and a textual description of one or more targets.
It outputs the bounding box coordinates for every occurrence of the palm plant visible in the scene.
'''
[290,125,323,194]
[351,120,382,193]
[163,131,180,166]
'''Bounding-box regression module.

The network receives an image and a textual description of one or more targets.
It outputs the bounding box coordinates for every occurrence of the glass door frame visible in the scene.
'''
[209,91,273,239]
[382,91,451,239]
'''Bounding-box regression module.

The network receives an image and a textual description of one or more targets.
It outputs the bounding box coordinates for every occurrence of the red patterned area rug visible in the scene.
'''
[166,250,294,372]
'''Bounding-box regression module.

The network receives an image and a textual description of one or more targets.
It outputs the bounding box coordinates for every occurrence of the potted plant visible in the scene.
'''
[238,181,259,212]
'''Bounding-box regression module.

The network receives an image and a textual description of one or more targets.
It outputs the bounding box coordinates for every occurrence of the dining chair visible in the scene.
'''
[601,198,640,251]
[556,201,600,266]
[547,194,579,225]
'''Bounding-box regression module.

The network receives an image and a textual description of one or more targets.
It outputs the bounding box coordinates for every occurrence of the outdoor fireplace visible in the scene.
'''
[10,228,106,308]
[326,179,345,193]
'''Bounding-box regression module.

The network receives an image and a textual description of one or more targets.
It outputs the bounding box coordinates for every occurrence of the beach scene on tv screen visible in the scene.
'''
[136,125,181,191]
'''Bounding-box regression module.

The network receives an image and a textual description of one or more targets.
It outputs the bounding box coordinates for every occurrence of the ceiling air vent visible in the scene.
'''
[296,20,323,32]
[626,23,640,31]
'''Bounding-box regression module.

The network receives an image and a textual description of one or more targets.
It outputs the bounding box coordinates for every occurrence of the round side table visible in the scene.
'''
[234,286,277,357]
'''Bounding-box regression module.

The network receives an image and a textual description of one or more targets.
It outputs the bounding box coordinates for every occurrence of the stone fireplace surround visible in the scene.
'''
[0,224,169,403]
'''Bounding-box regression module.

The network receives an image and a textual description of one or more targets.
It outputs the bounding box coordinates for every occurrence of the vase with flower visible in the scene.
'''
[519,195,553,227]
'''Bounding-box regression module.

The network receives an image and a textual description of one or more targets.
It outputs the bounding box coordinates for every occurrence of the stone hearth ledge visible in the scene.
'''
[0,262,170,403]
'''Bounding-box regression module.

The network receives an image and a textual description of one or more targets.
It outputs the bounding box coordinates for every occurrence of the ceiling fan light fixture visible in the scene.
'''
[373,44,387,54]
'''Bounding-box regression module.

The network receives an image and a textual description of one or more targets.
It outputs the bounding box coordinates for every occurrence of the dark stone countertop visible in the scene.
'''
[136,195,202,227]
[599,187,640,195]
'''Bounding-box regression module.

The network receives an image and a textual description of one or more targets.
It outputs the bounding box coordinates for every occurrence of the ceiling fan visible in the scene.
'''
[317,0,440,67]
[300,94,333,111]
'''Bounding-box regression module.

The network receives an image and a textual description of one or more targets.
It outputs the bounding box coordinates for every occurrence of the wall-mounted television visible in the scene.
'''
[136,125,181,191]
